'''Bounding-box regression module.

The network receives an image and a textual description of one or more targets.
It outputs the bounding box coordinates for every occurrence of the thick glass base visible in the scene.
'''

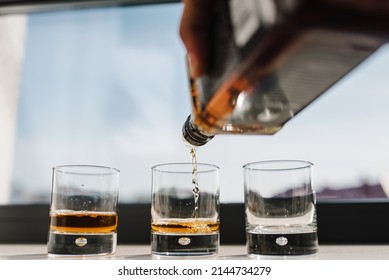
[247,231,318,255]
[47,231,117,256]
[151,232,219,256]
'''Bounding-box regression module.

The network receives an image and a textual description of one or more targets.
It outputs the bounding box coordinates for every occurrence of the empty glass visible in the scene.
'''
[243,160,318,255]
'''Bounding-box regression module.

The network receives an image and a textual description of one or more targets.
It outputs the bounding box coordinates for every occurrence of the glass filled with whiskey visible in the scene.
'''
[243,160,318,256]
[47,165,119,256]
[151,163,220,256]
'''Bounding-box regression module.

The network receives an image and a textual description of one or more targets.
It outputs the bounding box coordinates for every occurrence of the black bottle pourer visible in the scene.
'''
[182,115,214,147]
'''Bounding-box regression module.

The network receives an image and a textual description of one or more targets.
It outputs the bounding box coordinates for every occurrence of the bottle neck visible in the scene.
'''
[182,115,214,147]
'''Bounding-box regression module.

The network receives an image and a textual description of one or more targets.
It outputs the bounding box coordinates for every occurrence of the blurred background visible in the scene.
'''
[1,2,389,204]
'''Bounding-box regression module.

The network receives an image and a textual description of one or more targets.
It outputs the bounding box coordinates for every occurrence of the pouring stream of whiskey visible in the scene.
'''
[190,147,200,219]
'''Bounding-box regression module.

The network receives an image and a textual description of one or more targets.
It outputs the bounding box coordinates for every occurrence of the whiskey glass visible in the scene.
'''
[243,160,318,255]
[47,165,119,255]
[151,163,220,256]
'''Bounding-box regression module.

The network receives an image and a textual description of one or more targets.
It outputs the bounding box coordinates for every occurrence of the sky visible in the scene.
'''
[10,3,389,203]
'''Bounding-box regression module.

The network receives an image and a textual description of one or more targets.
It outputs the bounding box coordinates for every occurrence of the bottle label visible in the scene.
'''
[229,0,277,47]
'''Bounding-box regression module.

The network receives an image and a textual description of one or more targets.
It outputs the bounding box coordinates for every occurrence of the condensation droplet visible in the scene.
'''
[276,236,288,246]
[178,237,191,246]
[75,237,88,247]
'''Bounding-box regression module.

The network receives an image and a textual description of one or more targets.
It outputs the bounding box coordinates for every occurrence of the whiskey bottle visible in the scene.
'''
[182,0,389,146]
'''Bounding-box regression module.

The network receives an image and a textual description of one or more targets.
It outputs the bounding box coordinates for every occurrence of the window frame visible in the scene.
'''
[0,0,178,14]
[1,0,389,245]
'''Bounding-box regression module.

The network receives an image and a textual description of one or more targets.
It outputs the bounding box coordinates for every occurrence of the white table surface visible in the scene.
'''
[1,244,389,260]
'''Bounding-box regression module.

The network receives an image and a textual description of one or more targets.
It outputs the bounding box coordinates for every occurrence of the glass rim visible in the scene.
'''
[243,160,313,171]
[151,162,219,174]
[53,164,120,175]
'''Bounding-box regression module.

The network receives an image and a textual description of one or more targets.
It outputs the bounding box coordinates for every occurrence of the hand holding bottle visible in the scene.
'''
[179,0,219,78]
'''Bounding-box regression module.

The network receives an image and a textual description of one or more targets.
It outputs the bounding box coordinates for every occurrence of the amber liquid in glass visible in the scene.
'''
[49,211,118,233]
[48,211,118,255]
